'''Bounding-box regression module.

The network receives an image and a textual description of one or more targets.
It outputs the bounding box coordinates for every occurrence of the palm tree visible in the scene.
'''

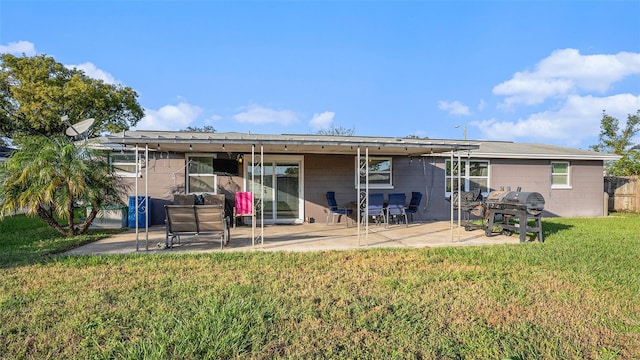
[0,135,125,236]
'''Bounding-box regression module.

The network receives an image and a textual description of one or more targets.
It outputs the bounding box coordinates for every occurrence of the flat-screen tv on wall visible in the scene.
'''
[213,158,239,176]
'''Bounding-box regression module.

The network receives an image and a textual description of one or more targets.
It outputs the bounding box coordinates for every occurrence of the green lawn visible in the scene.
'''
[0,214,122,267]
[0,214,638,359]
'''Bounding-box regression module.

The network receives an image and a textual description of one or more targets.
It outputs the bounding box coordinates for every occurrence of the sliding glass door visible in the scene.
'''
[247,156,303,224]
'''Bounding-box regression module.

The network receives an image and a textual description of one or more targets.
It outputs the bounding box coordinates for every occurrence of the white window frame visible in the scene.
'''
[110,152,141,178]
[355,156,394,189]
[551,161,571,189]
[445,159,490,197]
[186,155,218,194]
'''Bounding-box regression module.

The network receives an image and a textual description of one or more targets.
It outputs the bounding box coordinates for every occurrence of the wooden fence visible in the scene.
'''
[605,176,640,213]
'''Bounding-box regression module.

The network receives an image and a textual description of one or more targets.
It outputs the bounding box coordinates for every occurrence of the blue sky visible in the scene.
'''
[1,1,639,150]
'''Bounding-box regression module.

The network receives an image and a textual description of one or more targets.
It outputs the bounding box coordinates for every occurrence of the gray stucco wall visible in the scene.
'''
[303,155,606,222]
[304,154,357,223]
[423,157,606,219]
[303,155,442,223]
[119,153,244,225]
[122,152,606,225]
[489,159,605,217]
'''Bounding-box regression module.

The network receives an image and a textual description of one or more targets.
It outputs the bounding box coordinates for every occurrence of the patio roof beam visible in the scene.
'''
[134,144,150,252]
[250,144,264,247]
[357,146,370,246]
[104,132,479,156]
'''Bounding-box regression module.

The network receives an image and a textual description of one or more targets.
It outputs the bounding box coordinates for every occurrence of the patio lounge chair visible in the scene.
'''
[386,193,408,227]
[404,192,422,223]
[361,193,386,225]
[326,191,353,226]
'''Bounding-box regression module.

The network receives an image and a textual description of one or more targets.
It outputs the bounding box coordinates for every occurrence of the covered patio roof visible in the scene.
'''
[97,130,478,250]
[101,130,479,155]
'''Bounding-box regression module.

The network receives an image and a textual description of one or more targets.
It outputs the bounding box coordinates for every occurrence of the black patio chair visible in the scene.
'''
[326,191,353,226]
[386,193,408,227]
[360,193,386,225]
[404,192,422,223]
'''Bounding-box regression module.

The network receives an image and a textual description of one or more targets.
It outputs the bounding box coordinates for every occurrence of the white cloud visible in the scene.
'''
[232,104,298,125]
[65,62,117,85]
[495,77,574,107]
[438,100,471,115]
[0,41,118,85]
[309,111,336,130]
[207,114,223,122]
[474,93,640,146]
[493,49,640,107]
[134,102,203,131]
[0,40,36,56]
[478,99,486,112]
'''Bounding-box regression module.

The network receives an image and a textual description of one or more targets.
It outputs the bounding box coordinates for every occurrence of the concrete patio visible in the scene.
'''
[64,221,522,255]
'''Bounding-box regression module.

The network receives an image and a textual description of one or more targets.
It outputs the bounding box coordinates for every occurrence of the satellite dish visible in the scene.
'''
[65,118,95,138]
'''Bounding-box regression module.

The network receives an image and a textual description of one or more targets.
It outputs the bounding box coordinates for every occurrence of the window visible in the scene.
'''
[187,156,218,193]
[445,159,489,196]
[551,162,570,188]
[356,157,393,189]
[110,152,140,177]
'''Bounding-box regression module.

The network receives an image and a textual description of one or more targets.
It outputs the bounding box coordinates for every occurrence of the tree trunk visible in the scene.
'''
[77,207,98,235]
[36,205,67,236]
[66,199,75,236]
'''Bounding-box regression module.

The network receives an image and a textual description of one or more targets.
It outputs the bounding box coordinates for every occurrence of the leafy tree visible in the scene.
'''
[181,125,217,132]
[591,110,640,176]
[0,54,144,141]
[0,135,125,236]
[316,124,355,136]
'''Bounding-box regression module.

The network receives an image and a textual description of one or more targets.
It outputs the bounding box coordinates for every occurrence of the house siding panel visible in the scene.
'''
[119,153,245,225]
[408,158,606,220]
[490,159,605,217]
[119,153,185,225]
[304,154,357,223]
[303,155,444,223]
[131,151,607,225]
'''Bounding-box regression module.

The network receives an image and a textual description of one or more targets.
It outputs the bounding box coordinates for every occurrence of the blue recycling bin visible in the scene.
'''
[128,196,151,228]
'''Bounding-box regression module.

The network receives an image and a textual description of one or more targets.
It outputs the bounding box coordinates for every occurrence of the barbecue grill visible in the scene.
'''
[484,190,545,215]
[484,190,544,242]
[450,189,485,231]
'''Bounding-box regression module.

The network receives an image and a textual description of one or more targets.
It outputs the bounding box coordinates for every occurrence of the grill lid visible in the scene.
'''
[485,191,545,213]
[504,192,545,207]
